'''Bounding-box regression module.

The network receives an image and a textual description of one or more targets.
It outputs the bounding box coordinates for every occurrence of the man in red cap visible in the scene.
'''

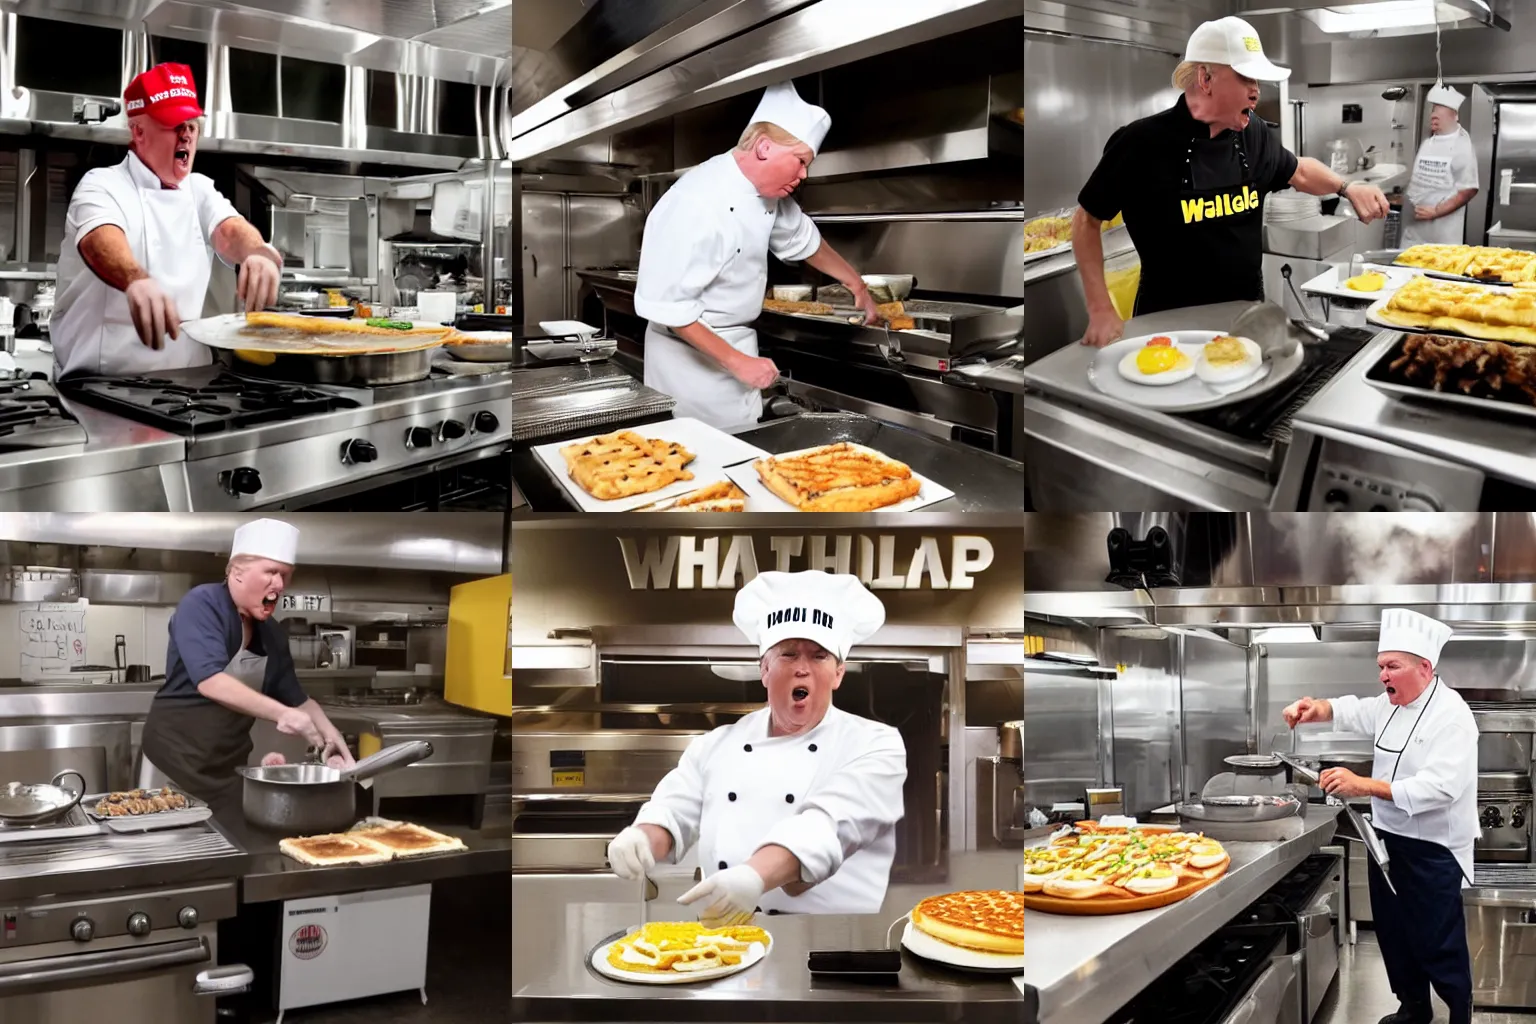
[51,63,284,377]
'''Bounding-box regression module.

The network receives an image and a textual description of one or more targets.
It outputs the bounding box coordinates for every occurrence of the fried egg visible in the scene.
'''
[1122,863,1180,895]
[1117,336,1194,386]
[1194,336,1263,385]
[1345,271,1386,292]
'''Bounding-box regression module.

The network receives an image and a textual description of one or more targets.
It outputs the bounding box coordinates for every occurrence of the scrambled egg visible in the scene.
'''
[1345,271,1386,292]
[606,922,770,975]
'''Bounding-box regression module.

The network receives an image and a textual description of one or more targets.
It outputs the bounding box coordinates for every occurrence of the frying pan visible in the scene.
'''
[0,769,86,825]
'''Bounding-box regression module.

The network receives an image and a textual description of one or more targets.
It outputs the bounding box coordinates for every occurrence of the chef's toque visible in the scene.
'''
[733,570,884,660]
[231,518,300,565]
[1377,608,1452,667]
[1427,84,1465,112]
[748,81,832,155]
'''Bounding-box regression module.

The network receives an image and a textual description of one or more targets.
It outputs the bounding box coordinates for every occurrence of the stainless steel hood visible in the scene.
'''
[509,0,1017,163]
[1236,0,1511,34]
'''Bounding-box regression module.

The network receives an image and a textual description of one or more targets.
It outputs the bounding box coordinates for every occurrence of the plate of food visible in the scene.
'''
[181,312,454,354]
[724,442,955,511]
[1087,331,1302,412]
[898,889,1023,974]
[632,481,748,512]
[1366,275,1536,344]
[1394,243,1536,286]
[84,788,211,832]
[589,922,772,985]
[531,418,768,512]
[1301,263,1417,300]
[1022,822,1230,915]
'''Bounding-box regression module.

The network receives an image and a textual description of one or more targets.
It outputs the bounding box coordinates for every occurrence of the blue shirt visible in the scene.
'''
[155,582,308,707]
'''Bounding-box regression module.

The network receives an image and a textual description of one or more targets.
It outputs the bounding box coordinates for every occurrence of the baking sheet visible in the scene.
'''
[1086,331,1303,413]
[587,928,771,985]
[1361,333,1536,422]
[531,418,769,513]
[1300,264,1417,300]
[181,313,449,354]
[722,443,956,512]
[83,789,210,832]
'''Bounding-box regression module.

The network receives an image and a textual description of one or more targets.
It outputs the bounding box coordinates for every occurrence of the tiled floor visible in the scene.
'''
[1316,930,1528,1024]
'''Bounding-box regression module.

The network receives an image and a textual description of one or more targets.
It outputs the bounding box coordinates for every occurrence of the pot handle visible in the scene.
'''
[51,769,85,811]
[343,740,433,783]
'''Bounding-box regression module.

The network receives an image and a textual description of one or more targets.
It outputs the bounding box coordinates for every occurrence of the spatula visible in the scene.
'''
[1230,300,1325,363]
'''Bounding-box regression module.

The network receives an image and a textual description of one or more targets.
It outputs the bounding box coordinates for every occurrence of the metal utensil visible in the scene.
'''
[1273,751,1396,893]
[0,769,86,825]
[1230,300,1324,363]
[237,740,432,833]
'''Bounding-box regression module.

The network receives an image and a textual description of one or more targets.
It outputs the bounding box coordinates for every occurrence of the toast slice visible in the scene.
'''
[279,832,393,866]
[754,442,922,512]
[351,822,467,858]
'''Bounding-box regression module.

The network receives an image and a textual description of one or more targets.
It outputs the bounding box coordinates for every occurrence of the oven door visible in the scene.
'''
[0,927,248,1024]
[1302,889,1341,1021]
[1219,948,1300,1024]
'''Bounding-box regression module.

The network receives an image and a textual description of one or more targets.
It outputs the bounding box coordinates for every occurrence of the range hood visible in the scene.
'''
[1239,0,1511,36]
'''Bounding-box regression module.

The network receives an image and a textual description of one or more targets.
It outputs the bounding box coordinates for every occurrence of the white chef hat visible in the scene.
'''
[748,81,832,155]
[1427,84,1465,112]
[733,570,885,661]
[1377,608,1452,667]
[231,518,300,565]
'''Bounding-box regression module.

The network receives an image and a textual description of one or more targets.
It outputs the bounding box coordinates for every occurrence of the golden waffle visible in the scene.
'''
[605,922,770,975]
[558,431,695,501]
[754,442,922,512]
[1464,247,1536,283]
[278,833,393,866]
[911,890,1024,955]
[1378,276,1536,345]
[1394,244,1478,276]
[351,822,466,858]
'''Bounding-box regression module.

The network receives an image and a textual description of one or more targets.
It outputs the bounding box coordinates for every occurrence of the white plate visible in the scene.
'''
[589,930,771,985]
[899,921,1022,974]
[1300,264,1417,300]
[538,319,600,338]
[723,444,956,511]
[532,418,769,513]
[1087,331,1302,413]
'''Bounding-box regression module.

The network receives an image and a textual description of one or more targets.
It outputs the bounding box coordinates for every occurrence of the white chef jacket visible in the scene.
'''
[634,152,822,431]
[52,151,239,378]
[1402,126,1479,247]
[633,704,907,914]
[1330,677,1480,885]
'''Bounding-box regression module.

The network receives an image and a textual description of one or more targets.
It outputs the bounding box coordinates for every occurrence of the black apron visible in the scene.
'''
[140,697,254,820]
[1133,132,1265,317]
[1368,830,1473,1024]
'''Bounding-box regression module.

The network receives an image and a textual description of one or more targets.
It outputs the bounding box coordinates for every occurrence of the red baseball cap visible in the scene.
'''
[123,63,203,126]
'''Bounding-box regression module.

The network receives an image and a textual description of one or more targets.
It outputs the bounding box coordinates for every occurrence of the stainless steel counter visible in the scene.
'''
[0,818,249,902]
[1022,805,1341,1024]
[510,850,1024,1023]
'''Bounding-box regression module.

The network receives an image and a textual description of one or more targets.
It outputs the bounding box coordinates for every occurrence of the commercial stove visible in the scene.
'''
[0,363,511,510]
[1023,300,1374,510]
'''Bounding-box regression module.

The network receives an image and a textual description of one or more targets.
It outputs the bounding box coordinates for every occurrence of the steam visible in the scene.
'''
[1275,513,1480,584]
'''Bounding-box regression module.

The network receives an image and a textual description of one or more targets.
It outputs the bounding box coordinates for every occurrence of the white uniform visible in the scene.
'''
[1402,125,1479,247]
[52,151,239,378]
[1330,678,1480,885]
[633,152,822,432]
[633,703,906,914]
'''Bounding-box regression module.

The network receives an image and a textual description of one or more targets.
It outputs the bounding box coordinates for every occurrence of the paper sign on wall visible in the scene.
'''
[18,600,88,681]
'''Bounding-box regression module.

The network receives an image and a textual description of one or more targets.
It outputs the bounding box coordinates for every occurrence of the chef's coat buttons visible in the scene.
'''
[728,792,737,801]
[808,744,817,752]
[785,794,795,804]
[744,744,753,752]
[730,206,734,211]
[719,860,728,870]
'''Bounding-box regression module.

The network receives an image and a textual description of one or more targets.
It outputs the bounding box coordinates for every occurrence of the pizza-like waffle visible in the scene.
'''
[1394,243,1477,276]
[1377,276,1536,345]
[558,431,696,501]
[1463,247,1536,283]
[605,922,770,975]
[753,442,922,512]
[1022,825,1229,904]
[911,890,1024,955]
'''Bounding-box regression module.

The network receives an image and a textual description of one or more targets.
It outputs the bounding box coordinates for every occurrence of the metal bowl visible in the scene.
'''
[862,274,914,303]
[1177,794,1301,823]
[216,345,434,386]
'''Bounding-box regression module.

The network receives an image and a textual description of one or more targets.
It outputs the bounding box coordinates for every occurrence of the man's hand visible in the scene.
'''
[1320,767,1380,799]
[1413,203,1441,221]
[1080,306,1125,348]
[853,284,881,325]
[1282,697,1333,728]
[124,276,181,350]
[730,353,780,389]
[275,707,324,749]
[319,729,355,769]
[237,253,281,314]
[678,864,766,928]
[260,752,287,768]
[1345,182,1391,223]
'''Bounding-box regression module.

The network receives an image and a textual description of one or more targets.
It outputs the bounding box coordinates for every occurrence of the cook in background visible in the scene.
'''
[140,518,357,820]
[1072,16,1392,346]
[1400,84,1480,248]
[607,570,907,926]
[1282,609,1477,1024]
[51,62,284,379]
[633,81,882,431]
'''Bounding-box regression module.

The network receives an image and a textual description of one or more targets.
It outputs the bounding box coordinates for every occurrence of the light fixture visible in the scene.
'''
[1301,0,1490,34]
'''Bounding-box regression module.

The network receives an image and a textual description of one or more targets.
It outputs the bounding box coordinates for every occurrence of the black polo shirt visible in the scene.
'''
[154,582,307,707]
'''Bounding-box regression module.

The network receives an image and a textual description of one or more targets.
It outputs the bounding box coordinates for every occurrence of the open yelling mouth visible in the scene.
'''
[791,686,809,704]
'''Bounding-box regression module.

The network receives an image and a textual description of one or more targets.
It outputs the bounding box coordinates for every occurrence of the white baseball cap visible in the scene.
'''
[1377,608,1453,667]
[1185,16,1292,83]
[1427,84,1465,112]
[732,570,885,661]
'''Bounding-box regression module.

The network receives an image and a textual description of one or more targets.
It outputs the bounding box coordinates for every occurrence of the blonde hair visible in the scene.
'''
[226,554,260,578]
[1173,61,1223,92]
[737,121,806,151]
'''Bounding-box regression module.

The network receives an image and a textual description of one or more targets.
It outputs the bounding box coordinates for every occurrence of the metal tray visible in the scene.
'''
[83,789,211,832]
[1176,794,1301,823]
[1361,332,1536,423]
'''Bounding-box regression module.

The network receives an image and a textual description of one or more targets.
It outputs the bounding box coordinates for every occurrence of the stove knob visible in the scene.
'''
[221,466,262,496]
[1323,488,1350,510]
[70,917,94,942]
[405,426,433,450]
[1515,805,1528,830]
[1482,805,1504,830]
[177,906,199,929]
[471,411,499,434]
[341,439,378,465]
[438,419,467,442]
[126,912,151,937]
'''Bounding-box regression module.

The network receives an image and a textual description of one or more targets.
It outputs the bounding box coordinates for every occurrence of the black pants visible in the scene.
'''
[1368,830,1473,1024]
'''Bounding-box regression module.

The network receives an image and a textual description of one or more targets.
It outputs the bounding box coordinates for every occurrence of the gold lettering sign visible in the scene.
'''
[1181,185,1260,225]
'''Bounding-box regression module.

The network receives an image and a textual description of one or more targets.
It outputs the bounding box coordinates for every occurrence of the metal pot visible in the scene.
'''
[237,740,432,833]
[0,769,85,825]
[998,720,1022,762]
[215,345,435,386]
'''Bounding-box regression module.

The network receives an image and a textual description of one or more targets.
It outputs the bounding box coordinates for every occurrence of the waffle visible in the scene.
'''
[278,833,393,866]
[558,431,696,501]
[605,922,770,975]
[911,890,1024,955]
[1378,276,1536,345]
[636,481,746,511]
[1463,247,1536,283]
[753,442,922,512]
[350,822,466,858]
[1394,244,1478,276]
